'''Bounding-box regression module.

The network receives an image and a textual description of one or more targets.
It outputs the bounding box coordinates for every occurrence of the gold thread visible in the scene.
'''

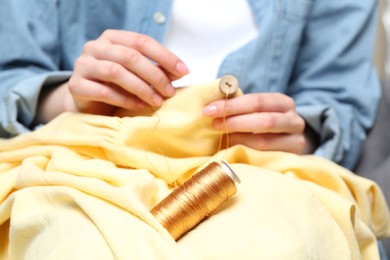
[144,107,174,179]
[150,161,239,240]
[145,76,239,178]
[218,75,240,155]
[222,89,230,150]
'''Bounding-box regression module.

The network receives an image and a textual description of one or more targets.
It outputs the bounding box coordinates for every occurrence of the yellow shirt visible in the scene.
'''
[0,80,389,259]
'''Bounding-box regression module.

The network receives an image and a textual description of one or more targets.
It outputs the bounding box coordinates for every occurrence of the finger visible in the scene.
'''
[203,93,295,117]
[69,77,148,111]
[101,30,189,78]
[76,56,164,107]
[84,41,176,98]
[159,66,184,81]
[213,112,305,134]
[228,133,306,154]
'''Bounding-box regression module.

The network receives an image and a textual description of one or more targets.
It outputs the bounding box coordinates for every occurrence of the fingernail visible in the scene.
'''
[175,62,189,75]
[203,105,217,116]
[165,83,175,97]
[152,93,163,106]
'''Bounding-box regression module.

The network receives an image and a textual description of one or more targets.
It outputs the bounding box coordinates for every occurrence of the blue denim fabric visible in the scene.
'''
[379,241,389,260]
[0,0,380,169]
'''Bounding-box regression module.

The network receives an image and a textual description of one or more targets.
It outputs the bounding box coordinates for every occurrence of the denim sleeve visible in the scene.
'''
[0,0,71,138]
[288,0,381,169]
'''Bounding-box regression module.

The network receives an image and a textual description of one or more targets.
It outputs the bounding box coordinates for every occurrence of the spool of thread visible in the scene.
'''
[150,160,241,240]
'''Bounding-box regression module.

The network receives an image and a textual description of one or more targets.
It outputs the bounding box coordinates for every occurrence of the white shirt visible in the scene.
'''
[164,0,259,87]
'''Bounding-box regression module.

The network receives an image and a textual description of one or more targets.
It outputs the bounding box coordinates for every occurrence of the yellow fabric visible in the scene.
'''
[0,80,389,259]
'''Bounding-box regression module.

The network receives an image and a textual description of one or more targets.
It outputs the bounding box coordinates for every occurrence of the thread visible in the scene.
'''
[217,75,240,153]
[143,106,176,184]
[150,160,240,240]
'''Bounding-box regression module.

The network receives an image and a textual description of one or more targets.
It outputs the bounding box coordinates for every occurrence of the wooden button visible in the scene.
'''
[219,75,239,96]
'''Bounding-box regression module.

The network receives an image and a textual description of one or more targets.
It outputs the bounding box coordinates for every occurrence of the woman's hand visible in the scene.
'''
[68,29,189,115]
[203,93,310,154]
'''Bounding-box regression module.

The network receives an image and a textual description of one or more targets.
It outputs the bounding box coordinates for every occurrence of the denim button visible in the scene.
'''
[153,12,166,25]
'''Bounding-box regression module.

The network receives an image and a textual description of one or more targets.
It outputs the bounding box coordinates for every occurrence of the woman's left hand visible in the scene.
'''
[203,93,307,154]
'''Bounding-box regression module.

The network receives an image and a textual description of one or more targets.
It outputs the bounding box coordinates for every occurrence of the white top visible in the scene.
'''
[164,0,259,87]
[383,4,390,78]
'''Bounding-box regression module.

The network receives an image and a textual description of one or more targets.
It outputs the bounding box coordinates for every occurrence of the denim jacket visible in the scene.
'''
[0,0,380,169]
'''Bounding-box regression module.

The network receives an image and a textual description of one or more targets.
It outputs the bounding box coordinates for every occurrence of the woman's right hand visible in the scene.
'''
[68,29,189,115]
